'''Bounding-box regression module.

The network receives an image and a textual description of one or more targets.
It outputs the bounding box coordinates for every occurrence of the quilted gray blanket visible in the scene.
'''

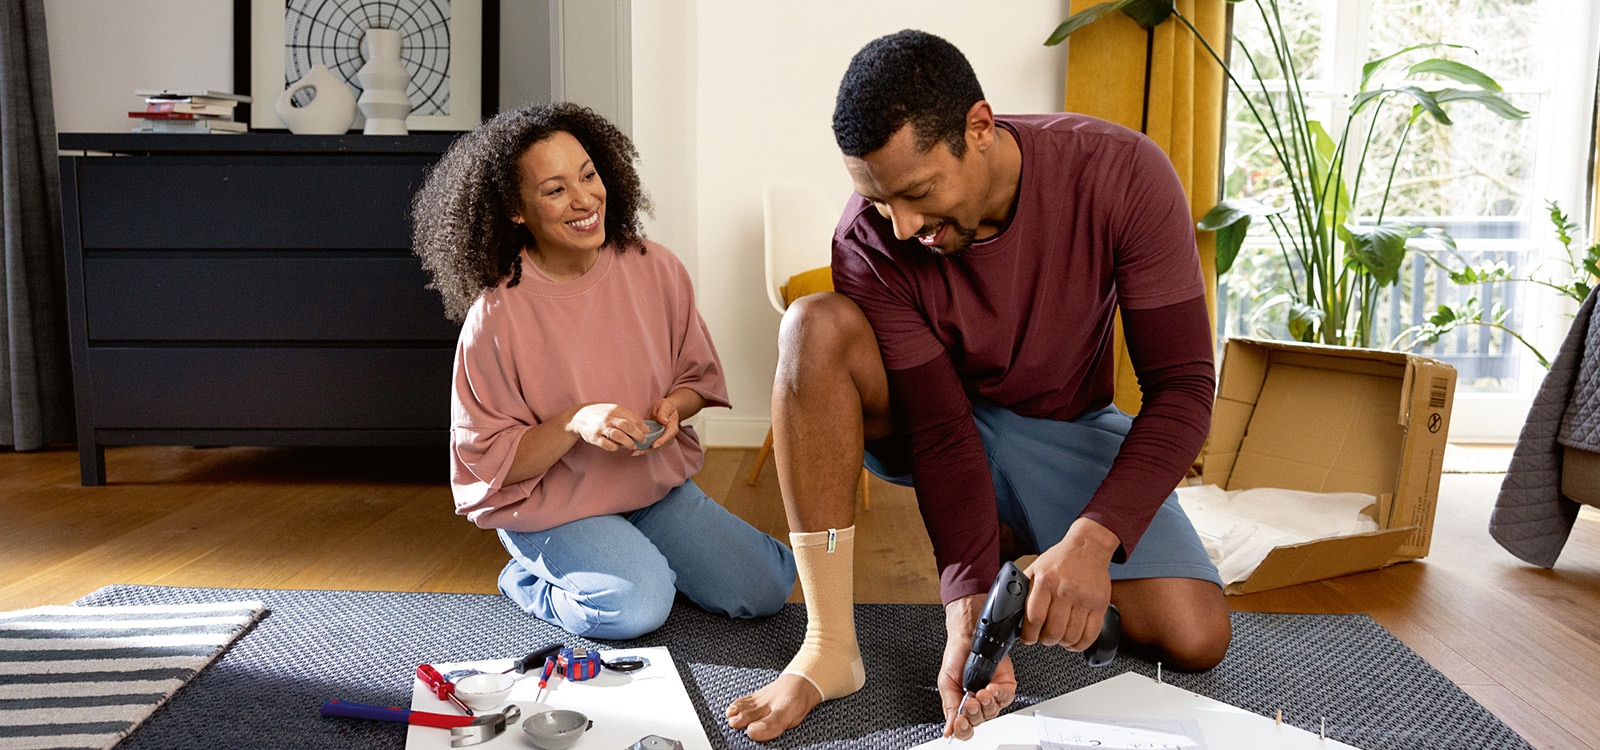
[1490,289,1599,566]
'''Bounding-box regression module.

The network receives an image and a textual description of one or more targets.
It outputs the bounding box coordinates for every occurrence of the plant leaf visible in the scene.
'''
[1361,43,1471,90]
[1044,1,1132,46]
[1341,222,1422,286]
[1288,303,1323,342]
[1197,198,1286,230]
[1121,0,1175,28]
[1214,221,1249,276]
[1444,260,1512,285]
[1407,58,1502,92]
[1391,85,1452,125]
[1198,199,1283,276]
[1432,88,1530,120]
[1307,121,1351,231]
[1419,227,1459,255]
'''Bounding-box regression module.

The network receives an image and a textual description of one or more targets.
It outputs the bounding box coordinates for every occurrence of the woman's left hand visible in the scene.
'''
[634,398,681,455]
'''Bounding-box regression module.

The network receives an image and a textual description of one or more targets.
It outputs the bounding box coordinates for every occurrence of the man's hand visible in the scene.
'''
[938,594,1017,741]
[566,403,646,452]
[1021,517,1118,651]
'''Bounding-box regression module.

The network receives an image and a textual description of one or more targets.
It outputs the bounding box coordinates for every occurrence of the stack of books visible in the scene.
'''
[131,89,252,134]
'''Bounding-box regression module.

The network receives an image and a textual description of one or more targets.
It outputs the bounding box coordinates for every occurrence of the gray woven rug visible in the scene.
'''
[73,585,1528,750]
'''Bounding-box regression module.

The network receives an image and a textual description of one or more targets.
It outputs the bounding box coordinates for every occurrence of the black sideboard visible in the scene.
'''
[59,133,463,485]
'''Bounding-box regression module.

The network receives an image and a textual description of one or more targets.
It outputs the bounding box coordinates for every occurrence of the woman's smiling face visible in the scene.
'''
[512,130,608,255]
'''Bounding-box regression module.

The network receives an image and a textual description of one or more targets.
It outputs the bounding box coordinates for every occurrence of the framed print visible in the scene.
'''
[234,0,499,132]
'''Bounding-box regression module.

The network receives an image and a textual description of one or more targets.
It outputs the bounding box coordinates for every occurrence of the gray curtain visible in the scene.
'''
[0,0,72,450]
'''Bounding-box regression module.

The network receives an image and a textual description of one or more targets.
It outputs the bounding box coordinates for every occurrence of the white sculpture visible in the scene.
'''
[357,28,413,135]
[274,64,357,135]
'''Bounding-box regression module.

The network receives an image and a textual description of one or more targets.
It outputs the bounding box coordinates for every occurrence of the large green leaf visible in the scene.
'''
[1306,121,1350,233]
[1044,0,1173,45]
[1045,1,1131,45]
[1288,303,1323,342]
[1407,59,1503,92]
[1390,85,1452,125]
[1197,199,1284,275]
[1432,89,1530,120]
[1340,223,1421,286]
[1121,0,1175,28]
[1361,43,1470,89]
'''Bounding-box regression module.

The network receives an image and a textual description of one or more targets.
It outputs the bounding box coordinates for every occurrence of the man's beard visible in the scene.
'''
[922,220,978,258]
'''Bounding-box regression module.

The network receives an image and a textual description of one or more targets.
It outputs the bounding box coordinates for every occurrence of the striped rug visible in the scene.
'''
[0,600,264,750]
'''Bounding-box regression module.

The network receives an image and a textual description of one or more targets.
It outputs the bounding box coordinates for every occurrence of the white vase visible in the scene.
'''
[357,28,412,135]
[274,63,357,135]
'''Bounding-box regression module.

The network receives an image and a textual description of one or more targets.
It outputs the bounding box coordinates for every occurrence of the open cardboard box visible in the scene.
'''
[1202,338,1457,594]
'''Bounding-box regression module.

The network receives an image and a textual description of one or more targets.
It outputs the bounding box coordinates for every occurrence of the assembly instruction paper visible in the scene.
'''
[1037,714,1205,749]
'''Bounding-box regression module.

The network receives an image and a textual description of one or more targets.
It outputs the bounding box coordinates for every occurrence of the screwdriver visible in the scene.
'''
[416,663,474,716]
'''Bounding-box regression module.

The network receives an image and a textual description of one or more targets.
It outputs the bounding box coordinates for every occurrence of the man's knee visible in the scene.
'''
[1114,578,1232,671]
[1159,610,1231,671]
[777,292,873,370]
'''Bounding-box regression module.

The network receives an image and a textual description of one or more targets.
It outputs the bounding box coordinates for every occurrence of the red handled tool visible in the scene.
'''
[417,663,474,716]
[534,655,557,704]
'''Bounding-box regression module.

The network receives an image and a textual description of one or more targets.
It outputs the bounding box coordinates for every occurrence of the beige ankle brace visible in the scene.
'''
[781,526,866,700]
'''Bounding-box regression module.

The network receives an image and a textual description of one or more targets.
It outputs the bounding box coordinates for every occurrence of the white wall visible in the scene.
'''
[634,1,1073,445]
[46,0,234,134]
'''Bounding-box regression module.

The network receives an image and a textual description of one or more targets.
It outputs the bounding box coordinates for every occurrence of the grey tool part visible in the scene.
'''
[448,703,522,747]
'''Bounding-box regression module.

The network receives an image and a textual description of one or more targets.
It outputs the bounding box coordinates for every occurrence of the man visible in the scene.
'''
[725,29,1231,742]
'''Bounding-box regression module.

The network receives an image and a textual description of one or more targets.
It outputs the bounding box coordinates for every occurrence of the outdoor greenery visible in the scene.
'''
[1391,201,1600,366]
[1046,0,1530,350]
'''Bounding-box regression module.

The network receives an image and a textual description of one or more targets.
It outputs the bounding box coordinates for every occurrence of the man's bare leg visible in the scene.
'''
[1110,577,1231,670]
[725,293,892,742]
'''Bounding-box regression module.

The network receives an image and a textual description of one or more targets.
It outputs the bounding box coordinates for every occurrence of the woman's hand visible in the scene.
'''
[567,403,647,452]
[634,398,682,455]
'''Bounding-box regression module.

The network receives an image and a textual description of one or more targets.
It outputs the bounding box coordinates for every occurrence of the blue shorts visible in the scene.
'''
[864,401,1222,588]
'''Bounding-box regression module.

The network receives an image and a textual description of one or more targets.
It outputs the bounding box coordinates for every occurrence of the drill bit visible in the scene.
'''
[946,692,972,743]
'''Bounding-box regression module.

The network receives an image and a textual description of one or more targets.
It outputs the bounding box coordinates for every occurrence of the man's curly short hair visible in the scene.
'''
[413,102,652,322]
[833,29,986,159]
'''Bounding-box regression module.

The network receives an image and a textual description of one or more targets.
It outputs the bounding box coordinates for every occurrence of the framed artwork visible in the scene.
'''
[233,0,499,131]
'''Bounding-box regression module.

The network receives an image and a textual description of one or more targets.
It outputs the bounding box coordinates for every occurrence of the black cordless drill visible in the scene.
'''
[952,561,1121,728]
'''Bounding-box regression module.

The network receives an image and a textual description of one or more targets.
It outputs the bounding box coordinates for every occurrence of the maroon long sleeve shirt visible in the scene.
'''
[832,114,1215,603]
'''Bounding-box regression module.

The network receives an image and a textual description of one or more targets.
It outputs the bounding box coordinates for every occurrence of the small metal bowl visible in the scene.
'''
[452,672,514,711]
[522,709,591,750]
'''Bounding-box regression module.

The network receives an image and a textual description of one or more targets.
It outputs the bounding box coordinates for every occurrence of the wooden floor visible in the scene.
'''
[3,444,1598,748]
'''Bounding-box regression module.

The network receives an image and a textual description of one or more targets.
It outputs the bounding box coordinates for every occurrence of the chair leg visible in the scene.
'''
[747,428,774,485]
[858,468,871,510]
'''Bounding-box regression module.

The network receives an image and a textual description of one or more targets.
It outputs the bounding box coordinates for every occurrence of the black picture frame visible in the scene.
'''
[232,0,499,131]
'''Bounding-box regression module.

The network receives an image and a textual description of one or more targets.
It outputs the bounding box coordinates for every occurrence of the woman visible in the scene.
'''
[413,102,796,639]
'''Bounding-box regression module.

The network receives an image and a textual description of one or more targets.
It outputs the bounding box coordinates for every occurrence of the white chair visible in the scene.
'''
[747,182,871,508]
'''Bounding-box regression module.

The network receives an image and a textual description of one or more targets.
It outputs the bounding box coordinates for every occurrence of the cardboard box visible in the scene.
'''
[1202,338,1457,594]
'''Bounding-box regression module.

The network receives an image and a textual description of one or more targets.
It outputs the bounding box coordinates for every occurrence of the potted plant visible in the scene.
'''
[1046,0,1529,348]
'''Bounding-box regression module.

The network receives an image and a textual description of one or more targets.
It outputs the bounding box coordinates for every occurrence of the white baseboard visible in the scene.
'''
[694,416,771,448]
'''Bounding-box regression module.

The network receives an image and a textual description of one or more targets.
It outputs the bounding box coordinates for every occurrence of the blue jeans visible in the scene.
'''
[496,479,797,640]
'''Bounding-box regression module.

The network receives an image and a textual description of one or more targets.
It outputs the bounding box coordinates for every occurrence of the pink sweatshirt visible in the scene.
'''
[450,239,730,532]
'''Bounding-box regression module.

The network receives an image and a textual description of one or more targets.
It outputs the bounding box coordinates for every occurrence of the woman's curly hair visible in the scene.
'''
[412,102,652,321]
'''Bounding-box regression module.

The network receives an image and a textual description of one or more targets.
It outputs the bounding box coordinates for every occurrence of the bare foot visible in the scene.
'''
[725,673,824,742]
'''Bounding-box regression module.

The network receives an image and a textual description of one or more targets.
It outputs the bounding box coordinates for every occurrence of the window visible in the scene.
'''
[1217,0,1597,439]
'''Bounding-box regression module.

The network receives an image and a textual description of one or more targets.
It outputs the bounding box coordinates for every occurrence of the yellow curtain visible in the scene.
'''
[1063,0,1227,414]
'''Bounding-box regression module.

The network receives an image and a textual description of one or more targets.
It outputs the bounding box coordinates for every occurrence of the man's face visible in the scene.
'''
[843,124,987,258]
